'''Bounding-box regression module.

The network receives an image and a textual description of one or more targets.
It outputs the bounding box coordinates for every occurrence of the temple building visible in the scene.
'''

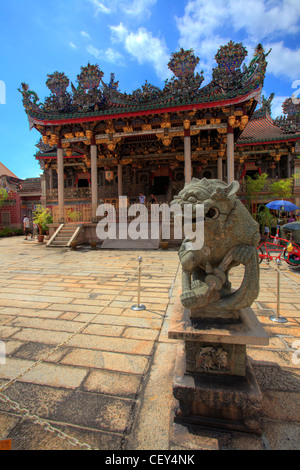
[0,163,42,230]
[236,94,300,208]
[19,41,299,245]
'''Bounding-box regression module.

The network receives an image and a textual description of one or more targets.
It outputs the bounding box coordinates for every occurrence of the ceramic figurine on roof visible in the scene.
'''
[168,48,200,78]
[72,63,104,110]
[19,42,269,121]
[44,71,72,112]
[261,93,274,114]
[212,41,248,91]
[164,48,204,96]
[274,97,300,133]
[18,82,43,114]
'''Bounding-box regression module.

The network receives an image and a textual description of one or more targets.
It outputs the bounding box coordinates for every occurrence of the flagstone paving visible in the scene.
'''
[0,237,299,450]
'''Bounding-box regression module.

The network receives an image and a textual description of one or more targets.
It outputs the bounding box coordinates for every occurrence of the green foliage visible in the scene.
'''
[270,177,294,200]
[67,209,82,222]
[0,188,8,210]
[33,205,53,234]
[245,173,268,218]
[0,227,23,237]
[256,206,275,234]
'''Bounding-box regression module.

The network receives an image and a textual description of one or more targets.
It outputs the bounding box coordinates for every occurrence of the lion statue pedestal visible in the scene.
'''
[168,178,269,434]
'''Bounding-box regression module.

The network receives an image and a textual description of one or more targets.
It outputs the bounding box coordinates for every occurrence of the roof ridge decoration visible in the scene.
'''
[251,92,274,119]
[274,97,300,133]
[19,42,270,120]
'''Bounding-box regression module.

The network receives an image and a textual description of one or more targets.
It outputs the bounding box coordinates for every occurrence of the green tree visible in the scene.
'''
[245,173,268,218]
[0,188,8,211]
[270,176,294,200]
[33,205,53,234]
[257,205,275,234]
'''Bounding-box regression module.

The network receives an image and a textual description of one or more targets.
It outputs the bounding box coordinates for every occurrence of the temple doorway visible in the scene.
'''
[152,176,170,195]
[78,179,89,188]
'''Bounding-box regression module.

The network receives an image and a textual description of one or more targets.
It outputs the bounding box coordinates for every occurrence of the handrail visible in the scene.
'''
[67,225,82,247]
[46,223,64,247]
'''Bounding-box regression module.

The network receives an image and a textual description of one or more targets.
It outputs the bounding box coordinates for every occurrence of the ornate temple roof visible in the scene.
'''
[19,42,270,126]
[18,178,41,193]
[237,94,300,146]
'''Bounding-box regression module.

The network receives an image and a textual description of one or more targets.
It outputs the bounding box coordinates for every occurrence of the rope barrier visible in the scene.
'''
[268,258,288,324]
[0,263,141,450]
[131,256,146,311]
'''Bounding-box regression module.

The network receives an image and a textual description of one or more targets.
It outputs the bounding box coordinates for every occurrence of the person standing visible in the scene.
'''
[150,194,157,204]
[138,192,146,204]
[23,215,31,240]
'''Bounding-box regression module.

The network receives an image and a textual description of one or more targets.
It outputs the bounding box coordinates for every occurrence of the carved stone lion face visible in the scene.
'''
[172,178,260,271]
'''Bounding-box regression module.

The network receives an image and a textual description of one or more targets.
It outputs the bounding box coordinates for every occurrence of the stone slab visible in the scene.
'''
[168,294,269,347]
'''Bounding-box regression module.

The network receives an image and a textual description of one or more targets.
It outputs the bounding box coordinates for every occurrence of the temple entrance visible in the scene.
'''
[78,179,89,188]
[152,176,170,195]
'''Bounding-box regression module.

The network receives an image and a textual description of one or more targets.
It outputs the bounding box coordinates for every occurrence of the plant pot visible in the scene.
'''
[37,234,44,243]
[161,241,169,250]
[70,241,77,250]
[90,241,97,250]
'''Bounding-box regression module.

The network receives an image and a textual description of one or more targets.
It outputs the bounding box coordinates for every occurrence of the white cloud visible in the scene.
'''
[69,42,78,49]
[87,0,157,20]
[176,0,300,81]
[105,47,124,64]
[86,45,101,59]
[87,0,111,15]
[86,44,124,65]
[110,23,128,43]
[109,25,172,80]
[80,30,91,40]
[270,94,289,118]
[121,0,157,20]
[265,42,300,81]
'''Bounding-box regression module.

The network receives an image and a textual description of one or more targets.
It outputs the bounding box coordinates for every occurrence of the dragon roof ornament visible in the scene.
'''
[19,42,270,120]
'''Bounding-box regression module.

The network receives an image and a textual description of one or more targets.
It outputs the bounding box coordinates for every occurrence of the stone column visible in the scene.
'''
[227,125,235,183]
[90,141,98,222]
[287,152,292,178]
[117,163,123,197]
[57,142,65,223]
[184,124,192,184]
[217,157,223,181]
[41,173,47,207]
[49,168,53,190]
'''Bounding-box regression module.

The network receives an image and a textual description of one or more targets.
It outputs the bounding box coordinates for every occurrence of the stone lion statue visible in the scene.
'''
[171,178,260,321]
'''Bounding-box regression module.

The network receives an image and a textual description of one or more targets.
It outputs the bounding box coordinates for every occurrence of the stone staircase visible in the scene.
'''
[46,224,81,247]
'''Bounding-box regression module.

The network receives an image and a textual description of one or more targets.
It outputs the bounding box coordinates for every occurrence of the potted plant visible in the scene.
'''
[161,240,169,250]
[33,205,53,242]
[70,240,77,250]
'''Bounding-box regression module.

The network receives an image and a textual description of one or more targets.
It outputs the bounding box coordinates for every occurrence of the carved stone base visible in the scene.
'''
[168,294,269,434]
[173,345,263,434]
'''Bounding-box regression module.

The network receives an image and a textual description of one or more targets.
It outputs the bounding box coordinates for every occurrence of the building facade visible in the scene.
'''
[19,41,300,242]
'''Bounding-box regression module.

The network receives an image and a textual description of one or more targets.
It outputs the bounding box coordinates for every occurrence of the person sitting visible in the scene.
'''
[288,213,296,223]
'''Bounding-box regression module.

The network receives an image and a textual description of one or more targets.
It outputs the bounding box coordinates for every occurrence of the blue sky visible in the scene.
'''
[0,0,300,179]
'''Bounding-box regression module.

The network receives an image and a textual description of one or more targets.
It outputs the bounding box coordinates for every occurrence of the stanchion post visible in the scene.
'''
[131,256,146,311]
[269,259,288,323]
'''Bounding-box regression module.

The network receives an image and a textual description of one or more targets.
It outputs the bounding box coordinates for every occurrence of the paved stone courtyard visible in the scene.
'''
[0,236,299,450]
